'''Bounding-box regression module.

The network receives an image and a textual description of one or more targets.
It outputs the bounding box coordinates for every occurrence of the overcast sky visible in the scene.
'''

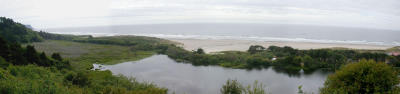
[1,0,399,30]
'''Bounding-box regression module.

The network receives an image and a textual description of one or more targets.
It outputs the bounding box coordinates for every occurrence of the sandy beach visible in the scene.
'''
[167,38,394,53]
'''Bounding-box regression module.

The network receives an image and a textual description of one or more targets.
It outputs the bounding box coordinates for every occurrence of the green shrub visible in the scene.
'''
[320,59,400,94]
[0,65,167,94]
[221,80,267,94]
[243,81,266,94]
[64,71,91,87]
[0,57,10,68]
[221,80,243,94]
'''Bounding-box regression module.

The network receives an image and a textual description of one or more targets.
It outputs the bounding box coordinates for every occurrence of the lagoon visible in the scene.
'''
[97,55,332,94]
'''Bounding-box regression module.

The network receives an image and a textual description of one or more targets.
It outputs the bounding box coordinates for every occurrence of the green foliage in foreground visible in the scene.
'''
[320,59,400,94]
[221,80,266,94]
[221,80,243,94]
[0,65,167,94]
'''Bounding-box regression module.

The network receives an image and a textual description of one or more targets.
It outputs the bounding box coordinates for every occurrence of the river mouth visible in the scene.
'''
[93,54,332,94]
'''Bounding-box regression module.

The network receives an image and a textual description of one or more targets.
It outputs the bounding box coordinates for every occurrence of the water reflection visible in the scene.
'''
[95,55,332,94]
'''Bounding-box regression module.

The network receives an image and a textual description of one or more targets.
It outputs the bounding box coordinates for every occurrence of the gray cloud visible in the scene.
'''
[1,0,399,30]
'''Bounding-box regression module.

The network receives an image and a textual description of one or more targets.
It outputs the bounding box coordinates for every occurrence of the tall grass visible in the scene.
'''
[0,65,167,94]
[28,40,155,70]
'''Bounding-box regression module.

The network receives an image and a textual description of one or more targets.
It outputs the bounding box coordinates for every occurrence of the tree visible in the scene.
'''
[0,37,10,59]
[24,45,40,65]
[39,52,50,66]
[195,48,205,54]
[274,56,302,72]
[248,45,265,54]
[321,59,399,94]
[302,55,319,71]
[51,53,63,61]
[8,43,28,65]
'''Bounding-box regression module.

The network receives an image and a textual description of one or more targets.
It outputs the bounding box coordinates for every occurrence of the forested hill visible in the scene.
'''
[0,17,43,43]
[0,17,70,72]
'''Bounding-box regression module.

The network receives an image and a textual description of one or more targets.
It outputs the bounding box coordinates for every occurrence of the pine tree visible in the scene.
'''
[51,53,63,61]
[0,37,10,59]
[39,52,50,66]
[24,45,40,65]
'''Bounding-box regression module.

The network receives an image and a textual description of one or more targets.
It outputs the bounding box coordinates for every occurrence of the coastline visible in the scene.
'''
[167,38,394,53]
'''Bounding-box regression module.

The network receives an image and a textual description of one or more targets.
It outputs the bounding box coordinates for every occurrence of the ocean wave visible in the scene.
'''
[131,33,399,46]
[48,32,399,46]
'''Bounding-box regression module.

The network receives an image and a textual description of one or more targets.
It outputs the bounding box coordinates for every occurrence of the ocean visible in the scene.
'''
[45,23,400,46]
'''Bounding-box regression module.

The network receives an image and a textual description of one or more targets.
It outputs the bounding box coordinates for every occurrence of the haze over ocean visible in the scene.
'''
[46,23,400,46]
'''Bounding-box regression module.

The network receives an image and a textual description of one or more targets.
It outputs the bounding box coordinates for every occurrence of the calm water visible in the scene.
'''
[46,23,400,46]
[97,55,332,94]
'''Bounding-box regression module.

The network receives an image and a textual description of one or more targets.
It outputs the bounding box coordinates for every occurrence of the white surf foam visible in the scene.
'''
[48,31,399,46]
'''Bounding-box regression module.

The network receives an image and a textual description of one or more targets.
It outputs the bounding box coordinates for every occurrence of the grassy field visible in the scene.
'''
[27,40,155,70]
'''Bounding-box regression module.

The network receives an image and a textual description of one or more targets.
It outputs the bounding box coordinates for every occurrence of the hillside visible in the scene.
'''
[0,17,168,94]
[0,17,43,43]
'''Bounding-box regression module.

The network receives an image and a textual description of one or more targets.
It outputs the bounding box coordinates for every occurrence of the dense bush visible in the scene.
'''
[246,56,270,68]
[165,44,400,74]
[302,55,321,71]
[320,59,400,94]
[0,65,74,94]
[248,45,265,54]
[273,56,302,72]
[64,71,91,87]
